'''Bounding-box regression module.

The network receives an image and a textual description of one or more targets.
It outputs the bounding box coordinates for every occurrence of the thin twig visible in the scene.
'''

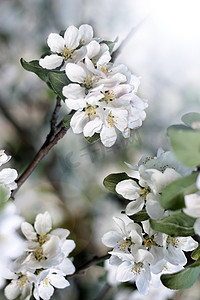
[94,283,112,300]
[111,16,149,62]
[48,96,62,141]
[11,124,68,198]
[66,253,111,280]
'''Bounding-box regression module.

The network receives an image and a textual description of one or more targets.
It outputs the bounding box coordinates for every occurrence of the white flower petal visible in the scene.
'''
[116,179,140,200]
[21,222,37,240]
[100,125,117,147]
[4,281,20,300]
[79,24,93,44]
[0,168,17,185]
[70,111,88,134]
[102,231,123,247]
[83,117,102,137]
[62,239,76,256]
[39,54,63,69]
[126,199,145,216]
[116,261,134,282]
[65,63,87,83]
[38,282,54,300]
[34,211,52,235]
[72,46,87,63]
[86,40,100,59]
[50,274,70,289]
[146,194,165,220]
[59,258,75,275]
[194,218,200,235]
[62,84,85,100]
[64,25,79,49]
[184,193,200,218]
[47,33,65,53]
[196,174,200,190]
[50,228,70,240]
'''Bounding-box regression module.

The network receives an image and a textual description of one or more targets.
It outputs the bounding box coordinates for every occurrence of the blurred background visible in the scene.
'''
[0,0,200,299]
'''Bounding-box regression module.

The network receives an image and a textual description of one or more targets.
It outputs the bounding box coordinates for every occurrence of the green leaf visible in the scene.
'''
[20,58,52,83]
[101,37,118,53]
[161,259,200,290]
[129,209,149,222]
[0,186,8,211]
[182,112,200,128]
[150,212,196,236]
[48,72,70,100]
[62,114,72,128]
[85,133,100,144]
[160,172,198,210]
[168,125,200,167]
[191,244,200,261]
[103,172,131,193]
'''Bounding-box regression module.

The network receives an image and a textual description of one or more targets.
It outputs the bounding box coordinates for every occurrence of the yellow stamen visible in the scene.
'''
[107,112,117,127]
[38,233,48,245]
[168,237,179,248]
[62,47,73,59]
[16,276,28,289]
[84,75,95,89]
[131,262,143,274]
[34,247,44,261]
[117,238,132,252]
[85,104,97,119]
[144,237,155,249]
[100,64,112,74]
[139,188,149,200]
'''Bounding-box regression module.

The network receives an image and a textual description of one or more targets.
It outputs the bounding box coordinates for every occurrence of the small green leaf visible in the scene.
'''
[182,112,200,128]
[168,125,200,167]
[0,186,8,211]
[191,244,200,261]
[150,212,196,236]
[101,37,118,53]
[20,58,52,83]
[62,114,72,128]
[160,172,198,210]
[48,72,70,100]
[85,133,100,144]
[103,172,131,193]
[161,259,200,290]
[129,209,149,222]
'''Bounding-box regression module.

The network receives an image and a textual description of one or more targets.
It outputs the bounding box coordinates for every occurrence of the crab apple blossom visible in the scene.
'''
[39,24,95,70]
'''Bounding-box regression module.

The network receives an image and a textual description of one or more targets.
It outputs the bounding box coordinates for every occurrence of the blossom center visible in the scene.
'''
[144,237,155,250]
[100,91,116,104]
[38,233,48,245]
[100,64,112,74]
[139,188,149,200]
[42,276,50,287]
[131,262,143,275]
[117,237,132,252]
[16,276,28,289]
[62,47,73,59]
[84,104,97,119]
[83,75,95,90]
[34,247,45,261]
[167,237,179,248]
[107,112,117,127]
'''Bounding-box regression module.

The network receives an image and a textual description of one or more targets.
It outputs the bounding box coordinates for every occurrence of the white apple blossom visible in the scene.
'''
[0,202,24,288]
[184,173,200,235]
[4,211,76,300]
[39,24,95,70]
[0,150,18,199]
[163,235,198,266]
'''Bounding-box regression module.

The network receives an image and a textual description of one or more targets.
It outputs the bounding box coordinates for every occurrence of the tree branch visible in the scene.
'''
[66,253,111,280]
[11,97,68,198]
[111,16,149,62]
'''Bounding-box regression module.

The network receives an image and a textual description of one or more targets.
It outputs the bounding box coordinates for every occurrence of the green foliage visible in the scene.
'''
[191,244,200,261]
[103,172,131,193]
[161,258,200,290]
[160,172,198,210]
[0,186,8,211]
[128,209,149,222]
[182,112,200,128]
[20,58,70,100]
[62,114,72,128]
[48,72,70,100]
[85,133,100,144]
[168,125,200,167]
[101,37,118,53]
[150,212,196,237]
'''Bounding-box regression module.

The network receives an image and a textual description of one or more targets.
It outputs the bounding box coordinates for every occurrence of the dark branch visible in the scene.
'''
[48,96,62,142]
[66,253,111,280]
[111,16,149,62]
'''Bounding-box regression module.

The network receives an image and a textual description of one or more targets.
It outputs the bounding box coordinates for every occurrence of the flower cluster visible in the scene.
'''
[4,212,75,300]
[184,173,200,235]
[116,148,192,219]
[102,216,197,295]
[0,150,18,200]
[39,24,148,147]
